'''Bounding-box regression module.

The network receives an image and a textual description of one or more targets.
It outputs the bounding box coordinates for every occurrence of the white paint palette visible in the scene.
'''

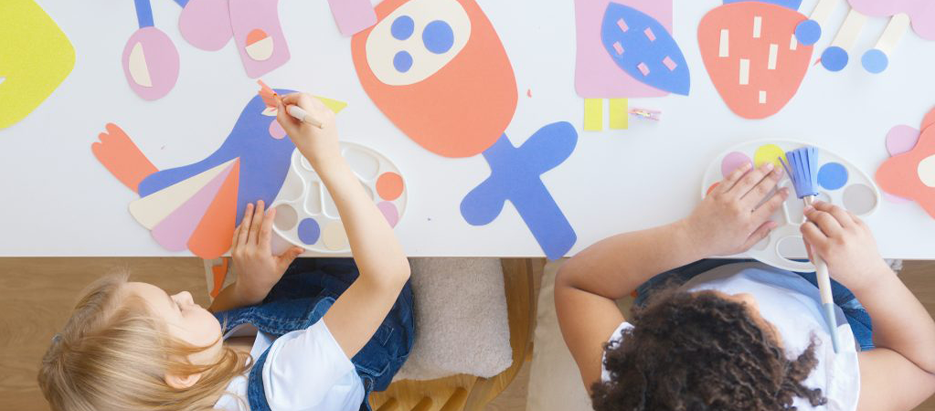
[702,140,881,271]
[271,143,407,254]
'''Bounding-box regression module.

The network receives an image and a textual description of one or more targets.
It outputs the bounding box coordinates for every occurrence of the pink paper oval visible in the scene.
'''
[122,27,180,101]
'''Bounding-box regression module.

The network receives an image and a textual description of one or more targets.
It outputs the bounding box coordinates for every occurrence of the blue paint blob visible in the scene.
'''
[391,15,414,41]
[795,20,822,46]
[393,51,413,73]
[818,162,849,191]
[297,218,321,245]
[723,0,802,10]
[861,49,888,74]
[821,46,849,72]
[422,20,455,54]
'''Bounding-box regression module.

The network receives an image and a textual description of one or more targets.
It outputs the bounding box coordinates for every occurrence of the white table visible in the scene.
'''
[2,0,934,258]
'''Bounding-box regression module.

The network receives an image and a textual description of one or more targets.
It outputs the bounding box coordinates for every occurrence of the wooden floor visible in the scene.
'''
[1,258,932,410]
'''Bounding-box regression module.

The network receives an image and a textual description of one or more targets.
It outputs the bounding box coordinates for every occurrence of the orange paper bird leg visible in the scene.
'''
[91,123,159,193]
[188,160,240,259]
[210,258,230,299]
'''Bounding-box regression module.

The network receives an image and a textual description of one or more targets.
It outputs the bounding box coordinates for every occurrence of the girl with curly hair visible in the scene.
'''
[556,161,935,411]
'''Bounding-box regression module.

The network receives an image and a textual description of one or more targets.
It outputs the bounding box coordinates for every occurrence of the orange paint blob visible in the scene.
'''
[376,172,404,201]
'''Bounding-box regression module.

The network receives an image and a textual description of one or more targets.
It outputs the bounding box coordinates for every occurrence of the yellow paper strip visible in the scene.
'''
[584,99,603,131]
[609,98,629,130]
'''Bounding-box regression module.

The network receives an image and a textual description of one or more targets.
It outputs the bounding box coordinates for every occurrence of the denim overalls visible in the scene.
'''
[214,258,415,411]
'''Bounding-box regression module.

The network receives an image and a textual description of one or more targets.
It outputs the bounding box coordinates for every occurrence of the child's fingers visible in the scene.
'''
[237,203,255,247]
[752,187,789,222]
[741,167,784,208]
[800,221,829,252]
[741,220,777,251]
[726,163,773,199]
[805,207,843,237]
[258,207,276,249]
[247,201,265,245]
[719,162,753,194]
[812,201,855,228]
[277,247,305,271]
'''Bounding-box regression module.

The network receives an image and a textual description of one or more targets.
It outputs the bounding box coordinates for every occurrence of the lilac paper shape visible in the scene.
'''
[229,0,291,78]
[461,122,578,260]
[848,0,935,40]
[328,0,377,36]
[151,162,234,251]
[179,0,234,51]
[886,125,921,156]
[122,27,180,101]
[139,90,297,228]
[575,0,672,98]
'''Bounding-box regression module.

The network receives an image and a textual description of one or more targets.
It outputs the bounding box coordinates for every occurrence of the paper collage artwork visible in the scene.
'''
[122,0,290,100]
[92,89,350,258]
[574,0,690,131]
[352,0,579,259]
[877,107,935,218]
[0,0,75,129]
[698,1,814,119]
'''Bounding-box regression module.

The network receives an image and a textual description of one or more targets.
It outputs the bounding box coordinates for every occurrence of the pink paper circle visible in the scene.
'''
[886,125,920,156]
[179,0,233,51]
[122,27,180,101]
[377,202,400,227]
[721,152,753,178]
[268,119,286,139]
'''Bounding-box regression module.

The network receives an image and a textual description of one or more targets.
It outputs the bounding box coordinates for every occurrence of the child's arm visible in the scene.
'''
[210,201,305,313]
[276,93,411,359]
[556,162,787,389]
[801,203,935,411]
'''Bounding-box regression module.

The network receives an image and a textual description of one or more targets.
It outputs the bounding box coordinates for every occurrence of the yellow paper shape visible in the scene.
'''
[754,144,787,169]
[129,160,237,229]
[609,98,629,130]
[317,96,348,114]
[0,0,76,129]
[584,99,603,131]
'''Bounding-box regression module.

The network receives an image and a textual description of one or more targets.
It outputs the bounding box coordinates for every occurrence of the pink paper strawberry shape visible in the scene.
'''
[698,1,814,119]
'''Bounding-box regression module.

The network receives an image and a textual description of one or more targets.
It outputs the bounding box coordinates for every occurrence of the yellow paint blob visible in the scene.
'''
[322,221,349,251]
[754,144,787,169]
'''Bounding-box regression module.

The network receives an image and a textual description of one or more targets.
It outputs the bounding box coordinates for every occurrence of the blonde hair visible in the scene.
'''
[38,274,252,411]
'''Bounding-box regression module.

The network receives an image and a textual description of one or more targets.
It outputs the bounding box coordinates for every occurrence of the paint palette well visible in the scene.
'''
[703,140,881,271]
[271,143,406,254]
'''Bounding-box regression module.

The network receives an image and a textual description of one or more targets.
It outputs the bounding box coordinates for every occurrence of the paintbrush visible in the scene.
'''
[257,80,324,129]
[781,146,841,354]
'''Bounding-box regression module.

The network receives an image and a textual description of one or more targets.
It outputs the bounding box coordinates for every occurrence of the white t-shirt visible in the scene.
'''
[215,321,365,411]
[602,263,861,411]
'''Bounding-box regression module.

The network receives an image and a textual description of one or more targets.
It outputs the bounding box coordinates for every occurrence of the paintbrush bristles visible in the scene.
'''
[781,147,820,199]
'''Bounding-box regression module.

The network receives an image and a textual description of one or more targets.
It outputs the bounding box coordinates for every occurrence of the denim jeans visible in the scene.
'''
[633,259,874,350]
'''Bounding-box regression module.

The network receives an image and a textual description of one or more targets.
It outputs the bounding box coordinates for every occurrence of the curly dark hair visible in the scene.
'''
[591,288,827,411]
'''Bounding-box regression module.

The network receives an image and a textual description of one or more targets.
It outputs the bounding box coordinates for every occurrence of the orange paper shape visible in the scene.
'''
[189,159,241,259]
[91,123,158,193]
[876,125,935,218]
[351,0,517,158]
[698,2,813,119]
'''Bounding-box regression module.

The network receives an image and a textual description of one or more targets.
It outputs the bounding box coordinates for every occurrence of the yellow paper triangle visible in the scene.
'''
[315,96,348,114]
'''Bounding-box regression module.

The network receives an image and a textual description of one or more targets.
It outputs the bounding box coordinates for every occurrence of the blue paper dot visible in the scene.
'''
[818,162,849,191]
[862,49,888,74]
[423,20,454,54]
[795,20,822,46]
[393,51,413,73]
[297,218,321,245]
[391,16,414,40]
[821,46,849,72]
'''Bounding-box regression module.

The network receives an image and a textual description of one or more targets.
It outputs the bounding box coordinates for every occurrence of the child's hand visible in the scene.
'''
[230,201,305,306]
[276,93,341,171]
[684,162,789,257]
[801,201,890,292]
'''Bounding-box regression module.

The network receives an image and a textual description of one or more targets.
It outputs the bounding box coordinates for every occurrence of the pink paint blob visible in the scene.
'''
[377,201,399,227]
[886,125,921,156]
[721,151,753,178]
[269,118,287,139]
[122,27,180,101]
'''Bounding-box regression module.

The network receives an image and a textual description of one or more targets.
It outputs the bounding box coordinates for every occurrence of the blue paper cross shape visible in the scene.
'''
[460,122,578,260]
